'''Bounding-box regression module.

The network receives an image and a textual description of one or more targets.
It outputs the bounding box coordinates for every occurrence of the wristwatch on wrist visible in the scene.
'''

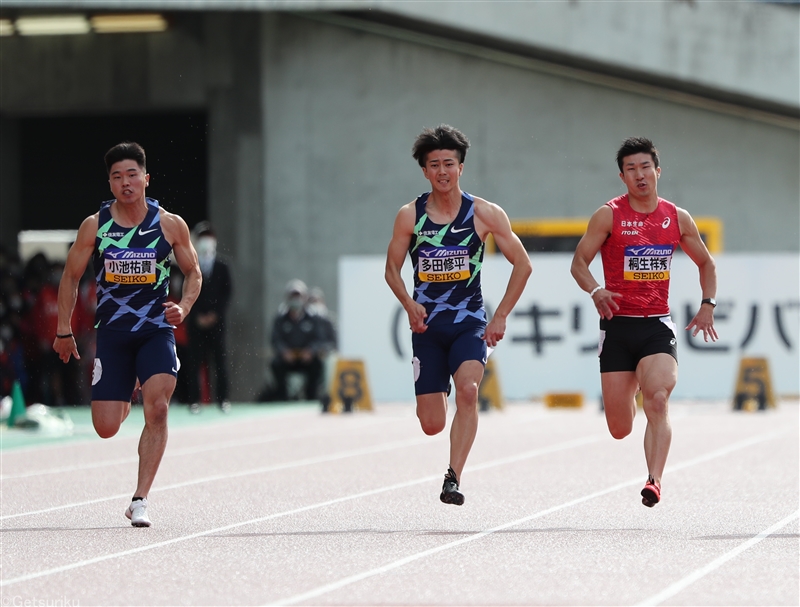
[701,298,717,307]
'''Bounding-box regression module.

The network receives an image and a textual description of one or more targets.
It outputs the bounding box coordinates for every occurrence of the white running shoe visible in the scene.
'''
[125,498,151,527]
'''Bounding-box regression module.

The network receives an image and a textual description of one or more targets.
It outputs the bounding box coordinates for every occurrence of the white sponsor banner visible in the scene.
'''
[339,253,799,401]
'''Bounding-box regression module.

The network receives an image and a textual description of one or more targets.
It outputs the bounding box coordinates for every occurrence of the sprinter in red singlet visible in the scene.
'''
[571,137,718,507]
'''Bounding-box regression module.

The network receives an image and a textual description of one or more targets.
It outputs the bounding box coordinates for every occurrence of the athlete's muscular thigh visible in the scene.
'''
[601,371,639,439]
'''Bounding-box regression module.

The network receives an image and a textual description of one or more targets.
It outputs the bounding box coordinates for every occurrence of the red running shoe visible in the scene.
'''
[641,475,661,508]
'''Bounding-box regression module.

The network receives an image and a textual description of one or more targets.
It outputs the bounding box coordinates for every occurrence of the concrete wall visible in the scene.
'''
[0,12,266,400]
[0,117,21,250]
[381,0,800,111]
[4,0,797,110]
[0,6,797,400]
[259,13,799,328]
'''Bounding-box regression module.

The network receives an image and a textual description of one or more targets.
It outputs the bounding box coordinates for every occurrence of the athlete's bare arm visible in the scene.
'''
[473,198,532,347]
[161,210,202,326]
[678,207,718,342]
[385,202,429,334]
[53,214,99,363]
[571,206,622,319]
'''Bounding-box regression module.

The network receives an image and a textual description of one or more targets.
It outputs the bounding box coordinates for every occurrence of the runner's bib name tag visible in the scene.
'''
[104,248,157,284]
[623,245,674,281]
[418,246,471,282]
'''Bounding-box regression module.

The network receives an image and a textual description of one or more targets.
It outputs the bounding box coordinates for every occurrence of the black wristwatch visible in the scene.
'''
[701,298,717,308]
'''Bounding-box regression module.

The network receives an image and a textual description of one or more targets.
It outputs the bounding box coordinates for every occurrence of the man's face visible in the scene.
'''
[196,236,217,260]
[109,159,149,204]
[619,152,660,199]
[421,149,463,194]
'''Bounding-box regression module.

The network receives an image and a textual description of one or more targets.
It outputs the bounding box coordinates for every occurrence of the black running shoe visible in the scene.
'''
[440,466,465,506]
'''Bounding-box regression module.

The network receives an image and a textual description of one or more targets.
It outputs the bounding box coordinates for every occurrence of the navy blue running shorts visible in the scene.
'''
[92,327,178,402]
[598,315,678,373]
[411,320,487,395]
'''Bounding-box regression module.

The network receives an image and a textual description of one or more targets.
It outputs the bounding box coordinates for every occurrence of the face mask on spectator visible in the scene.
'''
[197,236,216,258]
[288,296,304,311]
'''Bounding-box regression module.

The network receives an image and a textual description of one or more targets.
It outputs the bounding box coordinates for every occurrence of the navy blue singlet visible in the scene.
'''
[408,192,486,326]
[93,197,172,332]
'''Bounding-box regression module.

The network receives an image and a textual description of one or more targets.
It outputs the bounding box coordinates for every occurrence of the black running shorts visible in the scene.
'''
[598,315,678,373]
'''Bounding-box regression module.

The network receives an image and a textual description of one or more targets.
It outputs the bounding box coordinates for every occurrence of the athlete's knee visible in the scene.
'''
[608,424,632,440]
[420,420,445,435]
[454,379,479,408]
[643,388,670,417]
[417,411,446,435]
[144,399,169,427]
[606,415,633,440]
[94,420,121,439]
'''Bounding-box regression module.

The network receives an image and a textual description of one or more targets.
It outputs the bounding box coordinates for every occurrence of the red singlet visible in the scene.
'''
[600,194,681,317]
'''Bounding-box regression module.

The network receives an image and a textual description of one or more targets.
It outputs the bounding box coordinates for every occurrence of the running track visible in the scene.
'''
[1,400,798,606]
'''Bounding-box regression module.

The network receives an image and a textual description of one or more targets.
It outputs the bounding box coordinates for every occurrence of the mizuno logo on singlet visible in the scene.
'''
[139,228,158,236]
[451,226,470,234]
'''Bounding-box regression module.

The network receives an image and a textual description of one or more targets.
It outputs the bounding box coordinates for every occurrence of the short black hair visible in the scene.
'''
[616,137,659,172]
[192,220,215,238]
[104,141,146,175]
[412,124,470,167]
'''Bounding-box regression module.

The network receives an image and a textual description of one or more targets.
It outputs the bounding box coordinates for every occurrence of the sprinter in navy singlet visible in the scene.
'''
[386,125,532,505]
[54,142,202,527]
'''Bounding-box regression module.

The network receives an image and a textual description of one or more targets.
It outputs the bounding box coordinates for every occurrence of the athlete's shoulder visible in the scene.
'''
[157,207,190,243]
[604,194,628,210]
[674,204,696,233]
[587,204,613,235]
[75,212,100,246]
[157,205,185,224]
[471,195,503,217]
[655,198,681,222]
[80,212,100,230]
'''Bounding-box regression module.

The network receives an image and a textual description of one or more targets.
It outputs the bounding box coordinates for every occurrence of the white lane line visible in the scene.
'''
[0,408,563,511]
[0,416,396,480]
[0,407,557,480]
[1,434,279,480]
[636,509,800,606]
[0,418,395,481]
[269,429,787,606]
[0,434,604,586]
[0,436,437,520]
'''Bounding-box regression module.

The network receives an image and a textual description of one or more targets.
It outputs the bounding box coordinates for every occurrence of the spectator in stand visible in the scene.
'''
[19,253,48,404]
[269,280,324,402]
[185,222,233,413]
[0,246,27,399]
[70,264,97,404]
[307,287,337,357]
[35,262,84,406]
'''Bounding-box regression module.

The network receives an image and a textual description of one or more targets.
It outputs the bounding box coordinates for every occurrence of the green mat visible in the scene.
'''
[0,402,318,451]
